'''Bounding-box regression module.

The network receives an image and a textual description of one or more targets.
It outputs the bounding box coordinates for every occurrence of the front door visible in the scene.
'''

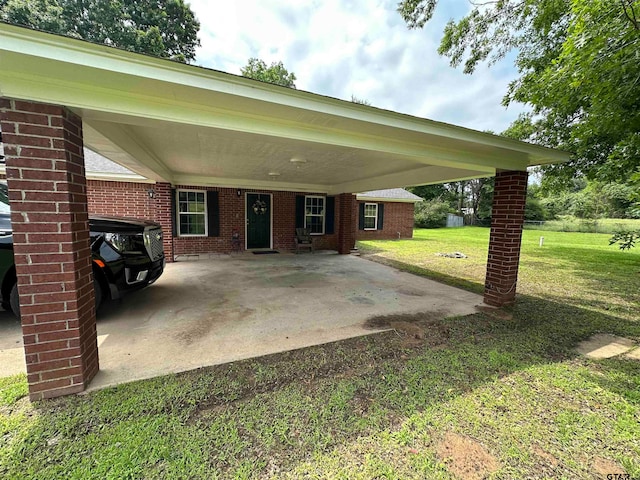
[246,193,272,249]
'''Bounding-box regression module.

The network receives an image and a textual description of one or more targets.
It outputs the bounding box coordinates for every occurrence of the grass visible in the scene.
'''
[1,227,639,478]
[523,217,640,234]
[359,227,640,321]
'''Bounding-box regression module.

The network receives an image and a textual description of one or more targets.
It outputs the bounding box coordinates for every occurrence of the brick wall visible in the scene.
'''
[87,180,155,219]
[84,181,345,256]
[484,170,528,307]
[172,187,339,255]
[0,98,99,400]
[154,182,174,260]
[355,201,415,240]
[337,193,356,254]
[84,182,416,256]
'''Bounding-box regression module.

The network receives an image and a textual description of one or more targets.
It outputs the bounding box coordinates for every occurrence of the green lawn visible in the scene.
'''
[359,227,640,321]
[1,227,639,478]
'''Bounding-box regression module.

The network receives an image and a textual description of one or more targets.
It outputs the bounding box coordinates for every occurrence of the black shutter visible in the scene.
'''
[295,195,305,228]
[358,203,365,230]
[377,203,384,230]
[171,188,177,237]
[207,191,220,237]
[325,196,335,234]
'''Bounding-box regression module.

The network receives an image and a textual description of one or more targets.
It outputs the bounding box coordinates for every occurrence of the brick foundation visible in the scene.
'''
[484,170,528,307]
[0,98,99,400]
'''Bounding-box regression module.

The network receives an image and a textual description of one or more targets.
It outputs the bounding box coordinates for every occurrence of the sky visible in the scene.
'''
[188,0,526,134]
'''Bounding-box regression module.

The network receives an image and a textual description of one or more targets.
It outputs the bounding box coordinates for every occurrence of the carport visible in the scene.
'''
[1,252,483,389]
[0,23,568,400]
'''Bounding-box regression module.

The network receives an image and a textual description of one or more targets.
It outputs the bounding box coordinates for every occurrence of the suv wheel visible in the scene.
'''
[10,279,104,318]
[9,283,19,318]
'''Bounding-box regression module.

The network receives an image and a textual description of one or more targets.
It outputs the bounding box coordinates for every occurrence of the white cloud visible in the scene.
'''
[188,0,525,133]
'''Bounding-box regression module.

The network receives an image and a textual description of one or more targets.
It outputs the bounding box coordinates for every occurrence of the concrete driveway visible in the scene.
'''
[0,252,483,390]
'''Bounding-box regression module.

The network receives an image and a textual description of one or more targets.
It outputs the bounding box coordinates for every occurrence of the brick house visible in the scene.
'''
[0,23,568,399]
[81,152,422,256]
[355,189,421,241]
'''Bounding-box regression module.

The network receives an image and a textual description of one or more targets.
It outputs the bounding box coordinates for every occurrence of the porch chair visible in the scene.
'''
[295,227,314,253]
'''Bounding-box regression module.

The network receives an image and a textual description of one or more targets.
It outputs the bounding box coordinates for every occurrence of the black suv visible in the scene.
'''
[0,183,165,316]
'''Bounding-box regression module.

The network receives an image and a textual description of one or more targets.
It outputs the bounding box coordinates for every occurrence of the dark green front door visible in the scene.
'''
[246,193,271,249]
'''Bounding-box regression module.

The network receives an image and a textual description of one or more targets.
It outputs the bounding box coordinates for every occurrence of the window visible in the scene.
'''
[304,195,325,234]
[364,203,378,230]
[178,190,207,236]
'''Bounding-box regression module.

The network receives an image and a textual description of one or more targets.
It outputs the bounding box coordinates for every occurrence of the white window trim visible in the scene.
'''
[364,202,378,230]
[304,195,325,235]
[177,189,208,237]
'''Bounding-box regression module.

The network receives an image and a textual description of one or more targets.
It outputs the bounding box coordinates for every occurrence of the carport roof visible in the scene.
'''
[0,23,569,194]
[357,189,423,203]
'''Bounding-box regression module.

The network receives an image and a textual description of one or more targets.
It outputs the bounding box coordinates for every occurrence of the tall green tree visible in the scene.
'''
[240,58,297,88]
[0,0,200,62]
[408,184,452,202]
[397,0,640,189]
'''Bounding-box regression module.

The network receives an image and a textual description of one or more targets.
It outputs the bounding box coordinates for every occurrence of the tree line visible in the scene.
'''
[410,174,639,228]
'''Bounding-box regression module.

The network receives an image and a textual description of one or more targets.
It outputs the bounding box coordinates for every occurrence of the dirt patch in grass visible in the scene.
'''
[436,432,500,480]
[592,456,626,476]
[365,311,451,347]
[475,305,514,321]
[531,444,559,468]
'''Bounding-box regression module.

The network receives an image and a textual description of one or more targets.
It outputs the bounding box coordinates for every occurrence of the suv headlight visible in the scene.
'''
[104,233,145,254]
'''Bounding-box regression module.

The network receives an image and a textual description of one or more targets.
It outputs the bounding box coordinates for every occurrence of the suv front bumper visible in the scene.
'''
[109,256,165,299]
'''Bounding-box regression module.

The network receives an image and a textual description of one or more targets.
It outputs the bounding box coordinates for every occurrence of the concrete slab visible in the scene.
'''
[0,314,25,376]
[576,333,636,359]
[0,252,483,389]
[625,348,640,360]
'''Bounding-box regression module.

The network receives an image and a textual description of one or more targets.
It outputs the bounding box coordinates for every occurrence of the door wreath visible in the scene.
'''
[252,198,268,215]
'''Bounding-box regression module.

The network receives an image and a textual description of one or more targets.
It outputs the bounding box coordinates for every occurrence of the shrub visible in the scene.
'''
[525,197,547,221]
[414,200,451,228]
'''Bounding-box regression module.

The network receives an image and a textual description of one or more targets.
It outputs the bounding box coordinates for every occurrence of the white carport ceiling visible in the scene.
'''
[0,23,569,193]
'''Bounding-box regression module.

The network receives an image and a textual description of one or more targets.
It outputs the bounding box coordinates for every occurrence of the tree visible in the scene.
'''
[0,0,200,62]
[408,184,452,202]
[409,179,495,223]
[350,95,371,105]
[240,58,296,88]
[610,230,640,250]
[397,0,640,188]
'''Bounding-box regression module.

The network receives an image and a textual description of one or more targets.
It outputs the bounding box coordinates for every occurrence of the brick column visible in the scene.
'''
[484,170,528,307]
[337,193,356,254]
[154,182,174,262]
[0,98,99,400]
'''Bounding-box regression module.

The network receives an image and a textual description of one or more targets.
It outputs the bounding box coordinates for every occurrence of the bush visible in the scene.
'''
[540,192,574,219]
[525,197,547,221]
[414,200,451,228]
